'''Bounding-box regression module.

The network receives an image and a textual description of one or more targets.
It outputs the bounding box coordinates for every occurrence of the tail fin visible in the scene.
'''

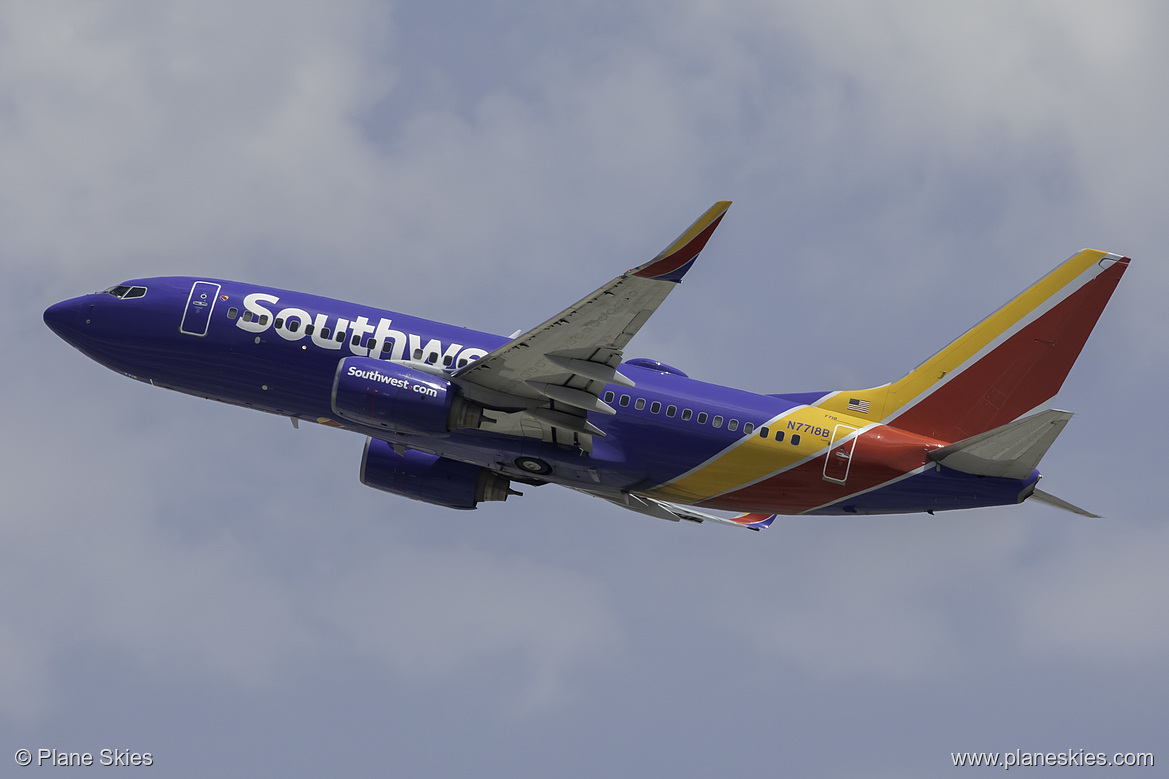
[817,250,1130,442]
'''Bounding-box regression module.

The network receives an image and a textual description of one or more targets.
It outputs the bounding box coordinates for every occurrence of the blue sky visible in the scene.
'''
[3,2,1166,776]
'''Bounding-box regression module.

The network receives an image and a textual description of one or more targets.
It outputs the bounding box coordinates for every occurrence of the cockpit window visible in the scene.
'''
[103,285,147,299]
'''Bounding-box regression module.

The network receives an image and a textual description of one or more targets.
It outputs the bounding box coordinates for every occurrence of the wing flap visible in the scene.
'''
[526,381,617,415]
[545,354,635,387]
[526,407,607,437]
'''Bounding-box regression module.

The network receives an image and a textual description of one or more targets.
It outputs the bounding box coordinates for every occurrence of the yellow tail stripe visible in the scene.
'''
[651,407,868,502]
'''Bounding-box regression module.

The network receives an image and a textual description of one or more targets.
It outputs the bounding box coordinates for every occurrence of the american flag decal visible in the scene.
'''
[847,397,870,414]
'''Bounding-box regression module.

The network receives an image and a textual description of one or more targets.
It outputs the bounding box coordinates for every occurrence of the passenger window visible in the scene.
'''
[334,330,345,342]
[443,355,453,367]
[681,409,692,421]
[743,422,753,435]
[351,335,361,346]
[776,430,784,442]
[712,415,723,429]
[603,391,615,403]
[728,419,738,431]
[367,339,377,350]
[650,401,661,414]
[243,310,253,322]
[759,426,769,438]
[382,341,393,354]
[666,405,677,417]
[305,324,314,335]
[426,353,438,364]
[619,395,630,407]
[274,318,284,329]
[413,348,423,359]
[321,327,330,339]
[457,358,467,367]
[791,434,801,446]
[227,307,238,320]
[697,412,708,424]
[635,398,646,411]
[288,320,299,333]
[259,315,269,326]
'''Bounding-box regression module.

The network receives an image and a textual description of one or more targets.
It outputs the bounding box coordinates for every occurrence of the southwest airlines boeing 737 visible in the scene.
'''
[44,202,1129,529]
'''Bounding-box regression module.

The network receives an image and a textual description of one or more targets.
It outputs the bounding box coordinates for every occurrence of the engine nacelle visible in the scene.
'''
[360,438,516,510]
[331,356,483,435]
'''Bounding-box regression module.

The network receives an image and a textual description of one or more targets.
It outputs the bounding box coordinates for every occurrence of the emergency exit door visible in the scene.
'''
[822,424,858,484]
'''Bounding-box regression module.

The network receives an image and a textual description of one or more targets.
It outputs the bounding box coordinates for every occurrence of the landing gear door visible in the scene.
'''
[823,424,859,484]
[180,281,222,337]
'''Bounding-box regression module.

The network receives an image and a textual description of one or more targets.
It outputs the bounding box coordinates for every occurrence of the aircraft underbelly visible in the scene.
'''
[691,460,1037,516]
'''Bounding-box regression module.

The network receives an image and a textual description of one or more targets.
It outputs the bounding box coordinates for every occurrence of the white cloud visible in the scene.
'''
[0,0,396,276]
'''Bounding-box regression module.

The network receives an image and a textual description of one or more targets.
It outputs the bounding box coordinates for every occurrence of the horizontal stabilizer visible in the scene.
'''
[928,409,1073,479]
[1029,488,1101,518]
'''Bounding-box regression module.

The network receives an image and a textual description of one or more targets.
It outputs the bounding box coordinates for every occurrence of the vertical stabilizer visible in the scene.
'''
[816,251,1129,442]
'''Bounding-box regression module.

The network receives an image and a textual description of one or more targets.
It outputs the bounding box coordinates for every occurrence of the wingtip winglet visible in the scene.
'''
[631,201,731,283]
[731,512,776,530]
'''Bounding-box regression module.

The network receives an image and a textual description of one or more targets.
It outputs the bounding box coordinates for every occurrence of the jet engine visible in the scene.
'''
[360,438,517,509]
[331,356,484,435]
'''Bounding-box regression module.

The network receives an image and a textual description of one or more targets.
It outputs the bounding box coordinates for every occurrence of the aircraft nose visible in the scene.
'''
[43,297,90,344]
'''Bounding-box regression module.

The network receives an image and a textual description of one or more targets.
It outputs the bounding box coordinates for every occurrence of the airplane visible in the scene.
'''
[43,202,1129,530]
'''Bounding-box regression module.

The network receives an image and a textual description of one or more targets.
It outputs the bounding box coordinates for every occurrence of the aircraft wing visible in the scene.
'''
[586,490,776,531]
[451,201,731,447]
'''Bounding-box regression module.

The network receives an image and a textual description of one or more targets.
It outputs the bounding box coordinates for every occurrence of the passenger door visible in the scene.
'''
[179,281,222,337]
